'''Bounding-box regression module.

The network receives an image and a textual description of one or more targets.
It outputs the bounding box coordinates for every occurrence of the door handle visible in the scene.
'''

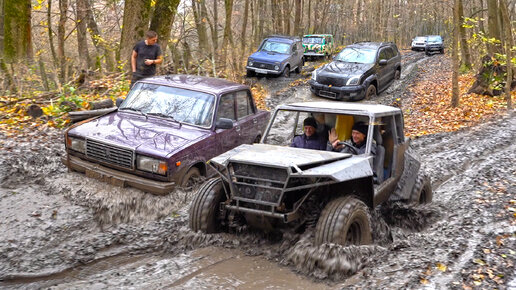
[235,126,241,132]
[253,118,258,124]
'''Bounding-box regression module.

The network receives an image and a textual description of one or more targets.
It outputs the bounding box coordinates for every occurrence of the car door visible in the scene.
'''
[215,93,239,153]
[377,47,394,91]
[235,90,259,143]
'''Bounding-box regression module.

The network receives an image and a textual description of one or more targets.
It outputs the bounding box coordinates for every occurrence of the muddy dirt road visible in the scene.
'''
[0,52,514,289]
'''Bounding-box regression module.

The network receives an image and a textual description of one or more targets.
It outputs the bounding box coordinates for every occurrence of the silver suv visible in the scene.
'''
[425,35,444,55]
[411,36,427,51]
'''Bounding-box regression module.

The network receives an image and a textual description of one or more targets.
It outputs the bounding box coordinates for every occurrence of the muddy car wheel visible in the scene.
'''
[315,195,372,246]
[394,69,401,80]
[365,84,376,100]
[246,69,255,77]
[189,178,227,233]
[409,174,433,204]
[181,167,201,188]
[282,66,290,78]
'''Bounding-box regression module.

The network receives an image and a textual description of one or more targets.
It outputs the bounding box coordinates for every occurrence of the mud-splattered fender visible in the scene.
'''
[293,155,373,182]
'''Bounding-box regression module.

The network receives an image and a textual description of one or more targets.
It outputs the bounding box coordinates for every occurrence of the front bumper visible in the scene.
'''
[309,79,366,101]
[304,52,325,56]
[426,45,443,52]
[246,66,282,75]
[411,44,425,50]
[62,155,176,195]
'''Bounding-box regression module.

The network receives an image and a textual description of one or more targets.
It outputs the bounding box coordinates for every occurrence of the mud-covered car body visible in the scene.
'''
[63,75,270,194]
[425,35,444,55]
[411,36,427,51]
[202,102,426,229]
[302,34,334,58]
[246,35,304,77]
[309,42,401,101]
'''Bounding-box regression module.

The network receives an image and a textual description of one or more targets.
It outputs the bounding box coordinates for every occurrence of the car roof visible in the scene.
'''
[137,74,248,95]
[303,34,332,37]
[347,42,394,49]
[277,101,401,117]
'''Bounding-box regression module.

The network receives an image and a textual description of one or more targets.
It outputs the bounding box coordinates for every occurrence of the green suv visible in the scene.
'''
[302,34,334,59]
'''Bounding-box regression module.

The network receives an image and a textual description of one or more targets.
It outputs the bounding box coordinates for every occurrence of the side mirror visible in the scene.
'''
[379,59,388,66]
[116,98,124,107]
[215,118,234,129]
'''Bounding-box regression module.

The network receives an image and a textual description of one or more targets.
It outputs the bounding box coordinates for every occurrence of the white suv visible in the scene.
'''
[411,36,427,51]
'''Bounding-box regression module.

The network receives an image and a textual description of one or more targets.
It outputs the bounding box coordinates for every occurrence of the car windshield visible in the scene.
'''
[427,36,442,42]
[120,83,215,127]
[260,40,291,54]
[303,37,324,44]
[334,47,377,64]
[414,37,427,41]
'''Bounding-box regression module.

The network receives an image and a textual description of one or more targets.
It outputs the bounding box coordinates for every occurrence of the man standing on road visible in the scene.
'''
[130,31,163,88]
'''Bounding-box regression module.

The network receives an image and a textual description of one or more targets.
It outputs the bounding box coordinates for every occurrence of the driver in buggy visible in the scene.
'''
[327,121,376,156]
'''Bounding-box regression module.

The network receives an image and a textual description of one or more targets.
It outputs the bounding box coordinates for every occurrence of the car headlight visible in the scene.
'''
[346,76,360,86]
[248,60,254,67]
[311,70,317,80]
[274,65,280,70]
[136,155,168,175]
[67,136,85,154]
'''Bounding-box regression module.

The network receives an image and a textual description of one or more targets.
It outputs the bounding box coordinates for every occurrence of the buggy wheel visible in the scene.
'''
[365,84,377,100]
[315,195,372,246]
[409,174,433,204]
[181,167,201,188]
[189,178,227,233]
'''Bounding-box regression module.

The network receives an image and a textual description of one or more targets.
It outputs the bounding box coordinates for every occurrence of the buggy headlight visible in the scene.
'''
[67,137,85,154]
[346,76,360,86]
[136,155,168,175]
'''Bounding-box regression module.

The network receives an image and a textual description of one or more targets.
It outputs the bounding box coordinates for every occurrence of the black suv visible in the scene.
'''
[309,42,401,101]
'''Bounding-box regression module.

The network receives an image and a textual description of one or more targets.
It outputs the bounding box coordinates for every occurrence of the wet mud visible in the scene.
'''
[1,52,515,288]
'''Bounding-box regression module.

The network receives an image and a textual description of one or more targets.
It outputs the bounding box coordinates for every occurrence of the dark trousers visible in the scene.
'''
[130,72,153,88]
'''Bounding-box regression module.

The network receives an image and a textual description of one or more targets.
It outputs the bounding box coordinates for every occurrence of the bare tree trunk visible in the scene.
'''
[293,0,302,36]
[452,0,460,107]
[76,0,90,70]
[487,0,502,54]
[500,0,513,110]
[84,0,115,72]
[458,0,471,69]
[46,0,58,67]
[119,0,152,70]
[2,0,33,62]
[150,0,180,55]
[240,0,250,61]
[283,0,290,35]
[221,0,234,67]
[211,0,219,53]
[58,0,68,82]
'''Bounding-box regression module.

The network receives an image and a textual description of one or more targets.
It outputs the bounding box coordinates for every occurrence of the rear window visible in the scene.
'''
[303,37,324,44]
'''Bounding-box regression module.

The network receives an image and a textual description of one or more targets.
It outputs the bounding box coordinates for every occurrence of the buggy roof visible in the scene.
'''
[277,102,401,117]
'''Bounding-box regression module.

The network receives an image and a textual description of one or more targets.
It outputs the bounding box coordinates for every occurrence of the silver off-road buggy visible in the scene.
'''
[189,102,431,246]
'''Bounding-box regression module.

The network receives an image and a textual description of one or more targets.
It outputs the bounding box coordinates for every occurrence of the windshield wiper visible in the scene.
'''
[147,112,174,119]
[119,107,148,119]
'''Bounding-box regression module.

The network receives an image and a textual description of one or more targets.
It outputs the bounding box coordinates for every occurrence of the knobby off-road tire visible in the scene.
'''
[189,178,227,233]
[409,174,433,204]
[315,195,372,246]
[181,167,201,188]
[246,69,255,77]
[394,69,401,80]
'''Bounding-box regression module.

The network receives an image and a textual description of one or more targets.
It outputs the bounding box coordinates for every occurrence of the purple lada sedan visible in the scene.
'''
[63,75,270,194]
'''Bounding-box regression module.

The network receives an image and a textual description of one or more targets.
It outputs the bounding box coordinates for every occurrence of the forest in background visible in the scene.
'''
[0,0,514,128]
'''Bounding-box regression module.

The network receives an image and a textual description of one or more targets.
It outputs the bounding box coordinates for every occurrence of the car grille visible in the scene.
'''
[86,139,134,169]
[317,75,345,87]
[252,62,275,70]
[229,162,288,206]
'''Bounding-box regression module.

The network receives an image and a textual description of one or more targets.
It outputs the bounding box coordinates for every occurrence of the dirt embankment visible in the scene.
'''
[0,52,514,289]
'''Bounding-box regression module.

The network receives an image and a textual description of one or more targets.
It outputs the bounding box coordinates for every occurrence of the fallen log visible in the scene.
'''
[68,107,117,123]
[88,99,114,110]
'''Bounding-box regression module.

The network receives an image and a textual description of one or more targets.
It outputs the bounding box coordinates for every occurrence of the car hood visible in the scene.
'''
[249,51,289,63]
[318,61,373,79]
[211,143,373,182]
[68,111,210,157]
